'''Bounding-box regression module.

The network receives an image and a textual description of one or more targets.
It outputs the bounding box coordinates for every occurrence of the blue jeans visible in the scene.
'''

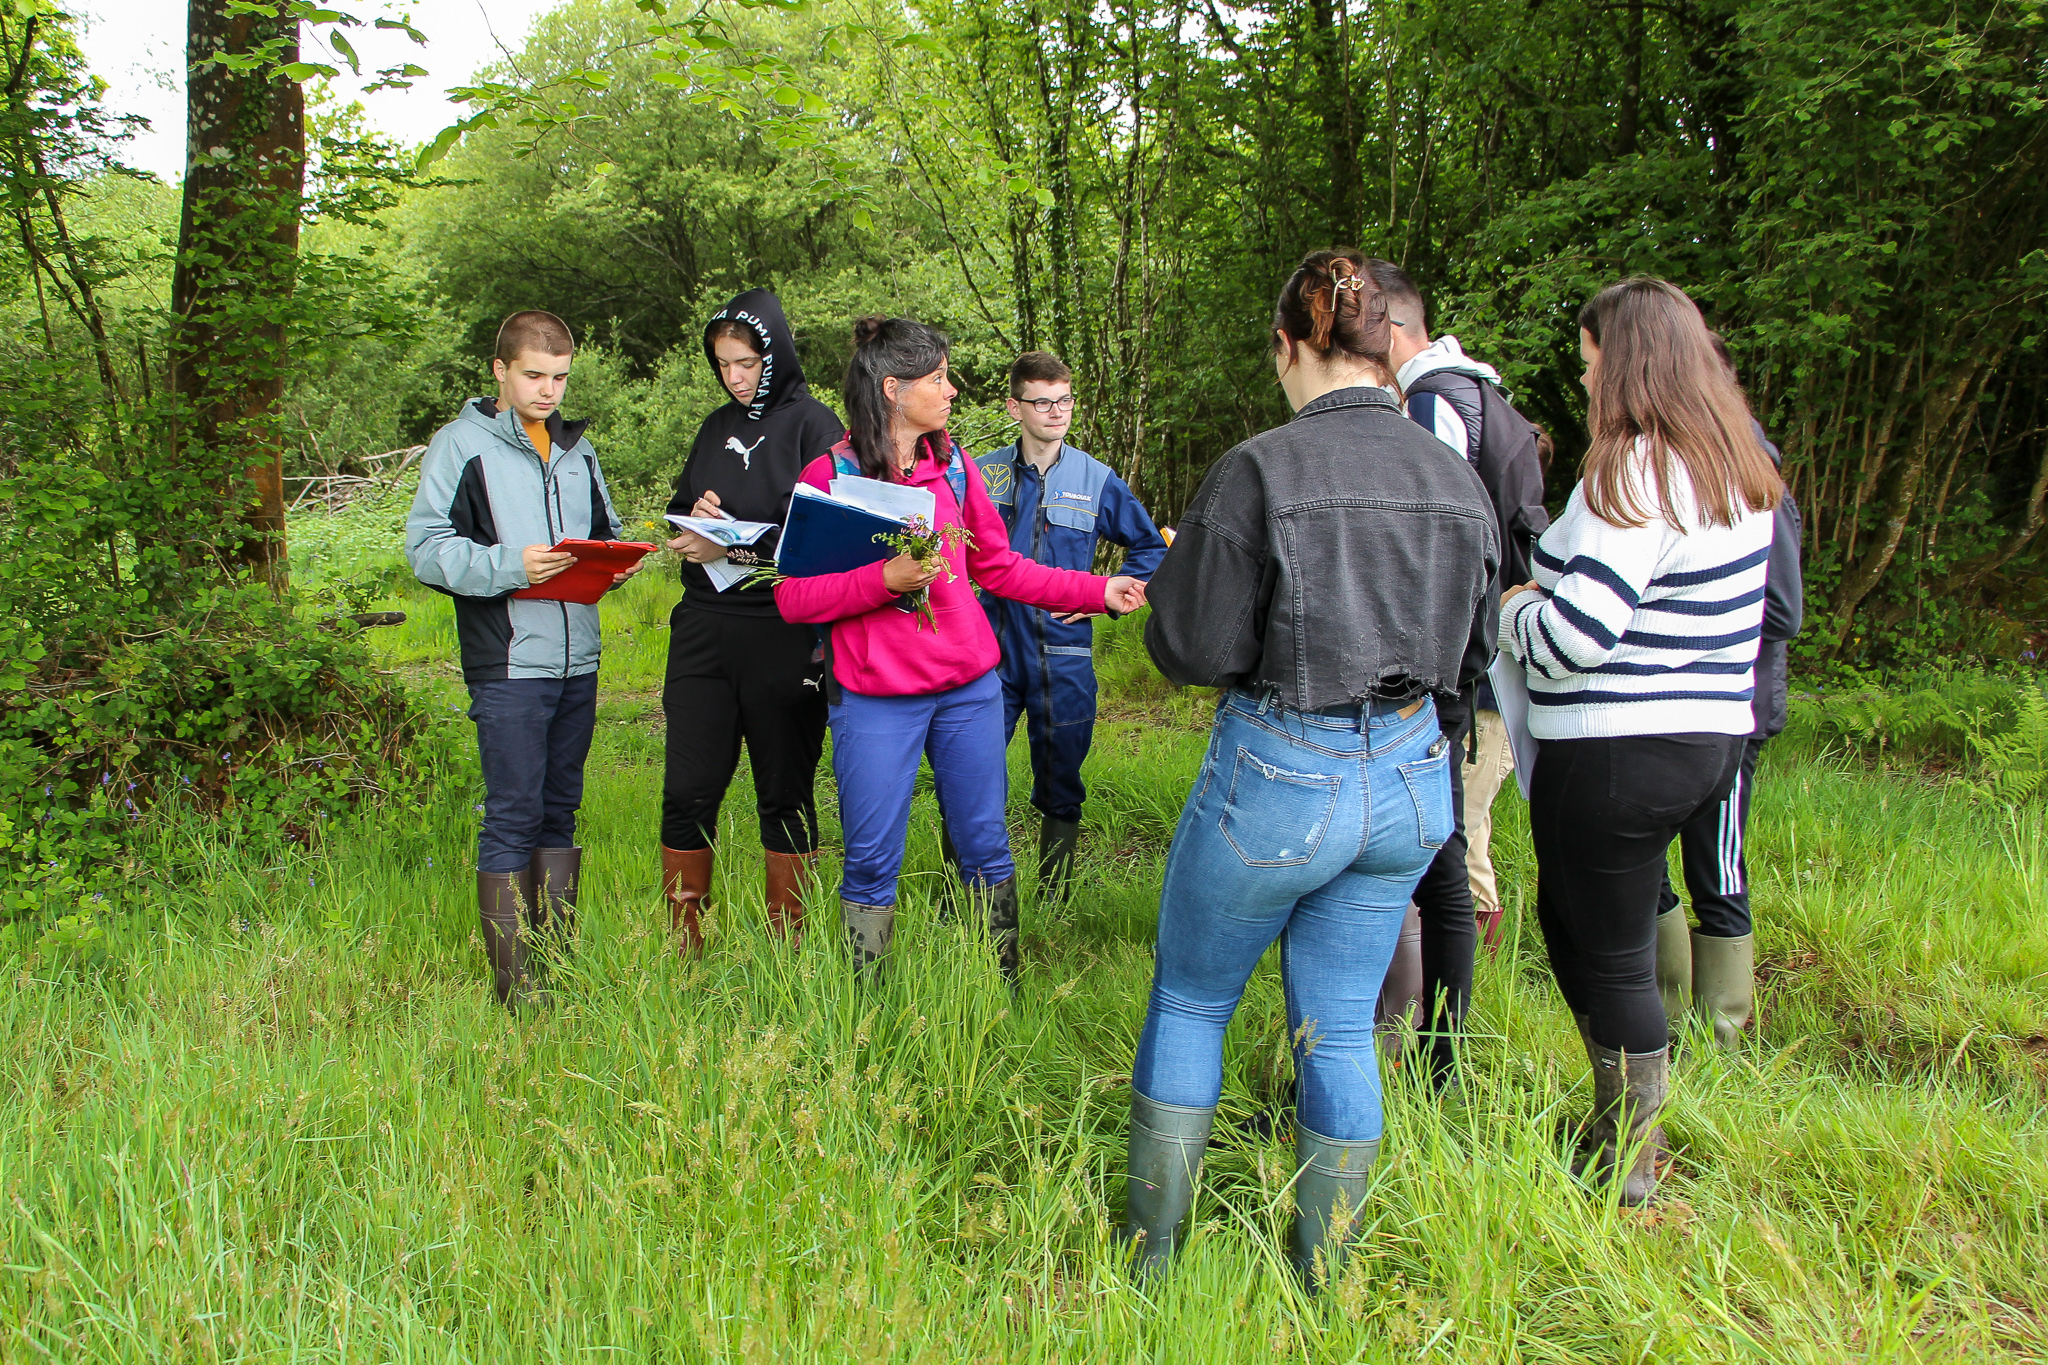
[467,673,600,874]
[830,669,1014,905]
[1132,691,1452,1142]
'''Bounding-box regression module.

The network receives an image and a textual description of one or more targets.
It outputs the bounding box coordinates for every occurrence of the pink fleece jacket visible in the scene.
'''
[773,434,1109,697]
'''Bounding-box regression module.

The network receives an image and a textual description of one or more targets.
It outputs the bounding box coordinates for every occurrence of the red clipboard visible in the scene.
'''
[511,540,657,605]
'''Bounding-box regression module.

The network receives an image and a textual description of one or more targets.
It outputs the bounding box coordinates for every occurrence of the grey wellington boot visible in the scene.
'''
[841,899,896,978]
[528,846,581,970]
[1654,907,1693,1041]
[1037,815,1081,906]
[1289,1124,1381,1291]
[1572,1040,1670,1206]
[1121,1091,1216,1278]
[477,869,538,1011]
[1690,931,1755,1050]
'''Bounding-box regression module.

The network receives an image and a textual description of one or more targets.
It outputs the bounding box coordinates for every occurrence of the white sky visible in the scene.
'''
[77,0,566,180]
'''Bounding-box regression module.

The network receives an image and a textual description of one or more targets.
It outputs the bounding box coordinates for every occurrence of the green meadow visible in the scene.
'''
[4,521,2044,1362]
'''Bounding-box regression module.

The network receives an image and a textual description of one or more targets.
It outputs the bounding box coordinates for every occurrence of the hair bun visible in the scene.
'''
[851,315,890,348]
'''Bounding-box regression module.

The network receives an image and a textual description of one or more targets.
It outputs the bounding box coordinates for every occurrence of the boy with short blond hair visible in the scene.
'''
[405,310,640,1011]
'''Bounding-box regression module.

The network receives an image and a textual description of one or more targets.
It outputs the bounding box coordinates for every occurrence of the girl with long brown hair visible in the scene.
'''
[1497,276,1782,1205]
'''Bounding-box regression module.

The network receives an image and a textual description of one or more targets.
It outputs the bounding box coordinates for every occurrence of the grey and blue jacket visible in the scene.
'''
[404,397,625,682]
[972,441,1167,661]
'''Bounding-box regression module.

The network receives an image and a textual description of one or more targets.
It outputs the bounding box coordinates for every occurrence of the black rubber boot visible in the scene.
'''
[1572,1039,1670,1206]
[477,868,538,1011]
[1037,815,1081,906]
[1121,1091,1215,1279]
[1289,1124,1380,1291]
[977,875,1022,985]
[842,898,895,979]
[528,846,581,971]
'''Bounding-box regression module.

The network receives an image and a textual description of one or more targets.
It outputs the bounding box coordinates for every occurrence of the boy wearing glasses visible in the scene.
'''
[972,352,1168,902]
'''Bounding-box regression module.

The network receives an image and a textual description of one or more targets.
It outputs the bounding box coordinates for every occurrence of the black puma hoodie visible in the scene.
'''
[667,288,845,616]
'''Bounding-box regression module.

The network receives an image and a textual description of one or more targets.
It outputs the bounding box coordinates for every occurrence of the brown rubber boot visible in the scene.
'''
[662,845,712,958]
[1375,901,1424,1063]
[764,850,817,944]
[477,868,538,1010]
[1474,906,1505,953]
[528,846,581,966]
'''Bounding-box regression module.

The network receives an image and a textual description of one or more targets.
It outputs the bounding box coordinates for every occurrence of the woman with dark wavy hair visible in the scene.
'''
[772,317,1148,985]
[1499,276,1782,1206]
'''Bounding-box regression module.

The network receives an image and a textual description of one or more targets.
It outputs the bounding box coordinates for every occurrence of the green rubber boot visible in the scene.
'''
[1289,1124,1380,1291]
[1654,907,1692,1041]
[1121,1092,1215,1279]
[1690,931,1754,1050]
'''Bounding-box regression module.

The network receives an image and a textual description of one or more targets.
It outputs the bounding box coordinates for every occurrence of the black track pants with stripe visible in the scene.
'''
[1658,735,1765,938]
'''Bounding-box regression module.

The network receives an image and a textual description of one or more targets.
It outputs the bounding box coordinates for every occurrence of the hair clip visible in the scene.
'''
[1332,275,1368,293]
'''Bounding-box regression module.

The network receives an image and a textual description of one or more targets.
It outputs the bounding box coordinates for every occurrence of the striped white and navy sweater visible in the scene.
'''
[1499,458,1774,740]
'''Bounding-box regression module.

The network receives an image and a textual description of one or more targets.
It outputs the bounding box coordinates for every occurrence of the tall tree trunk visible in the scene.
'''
[1616,0,1643,156]
[1308,0,1357,241]
[170,0,305,590]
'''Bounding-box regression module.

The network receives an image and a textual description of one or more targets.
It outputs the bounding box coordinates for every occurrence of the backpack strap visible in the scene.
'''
[944,442,968,507]
[833,439,967,507]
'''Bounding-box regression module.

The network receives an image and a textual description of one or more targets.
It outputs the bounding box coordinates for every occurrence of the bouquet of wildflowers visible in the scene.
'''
[875,516,973,630]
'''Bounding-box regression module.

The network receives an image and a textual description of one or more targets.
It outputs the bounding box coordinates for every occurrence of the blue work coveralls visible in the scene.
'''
[973,442,1168,822]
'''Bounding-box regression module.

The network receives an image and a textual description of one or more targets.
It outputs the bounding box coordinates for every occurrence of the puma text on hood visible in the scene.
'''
[671,288,846,615]
[702,288,808,422]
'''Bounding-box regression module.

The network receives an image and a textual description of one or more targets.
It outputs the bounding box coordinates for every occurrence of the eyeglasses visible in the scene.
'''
[1020,394,1077,414]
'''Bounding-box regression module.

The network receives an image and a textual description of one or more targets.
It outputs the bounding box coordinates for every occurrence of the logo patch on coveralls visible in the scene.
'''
[982,462,1013,497]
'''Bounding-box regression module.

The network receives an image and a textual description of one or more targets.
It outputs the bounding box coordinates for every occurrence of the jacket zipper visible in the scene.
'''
[534,437,571,678]
[1027,462,1056,721]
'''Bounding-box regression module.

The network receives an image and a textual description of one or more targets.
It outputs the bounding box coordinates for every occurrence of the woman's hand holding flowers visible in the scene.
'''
[883,552,943,594]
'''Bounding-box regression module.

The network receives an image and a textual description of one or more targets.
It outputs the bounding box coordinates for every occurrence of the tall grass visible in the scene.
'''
[3,551,2044,1360]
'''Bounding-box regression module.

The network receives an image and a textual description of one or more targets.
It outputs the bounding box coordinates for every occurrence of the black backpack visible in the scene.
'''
[1407,370,1551,587]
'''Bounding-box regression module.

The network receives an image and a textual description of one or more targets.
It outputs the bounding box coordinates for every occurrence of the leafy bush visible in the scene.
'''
[1785,667,2048,802]
[0,459,466,942]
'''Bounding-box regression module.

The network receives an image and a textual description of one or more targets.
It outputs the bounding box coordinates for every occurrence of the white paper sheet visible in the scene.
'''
[665,512,775,547]
[1489,652,1539,799]
[698,559,756,592]
[665,512,776,592]
[827,473,934,525]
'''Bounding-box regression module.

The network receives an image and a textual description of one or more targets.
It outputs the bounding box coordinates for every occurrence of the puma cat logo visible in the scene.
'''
[801,676,821,690]
[726,435,767,470]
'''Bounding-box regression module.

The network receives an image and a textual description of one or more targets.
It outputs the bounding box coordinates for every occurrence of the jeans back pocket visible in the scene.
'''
[1220,747,1340,867]
[1397,750,1454,850]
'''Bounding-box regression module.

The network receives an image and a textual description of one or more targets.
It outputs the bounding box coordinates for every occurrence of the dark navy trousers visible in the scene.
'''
[467,673,600,874]
[998,648,1096,823]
